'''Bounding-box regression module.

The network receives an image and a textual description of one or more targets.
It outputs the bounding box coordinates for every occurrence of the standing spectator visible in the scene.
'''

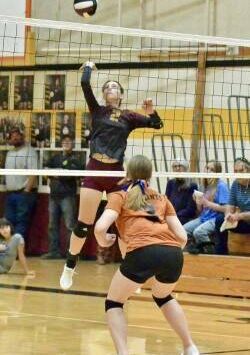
[214,157,250,254]
[184,160,229,254]
[165,159,197,225]
[42,135,82,259]
[4,127,38,240]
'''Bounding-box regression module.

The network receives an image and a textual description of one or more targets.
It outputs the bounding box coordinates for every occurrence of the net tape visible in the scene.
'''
[0,168,249,179]
[1,15,250,48]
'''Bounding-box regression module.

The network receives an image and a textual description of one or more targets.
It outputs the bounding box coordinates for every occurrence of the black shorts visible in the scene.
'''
[120,244,183,284]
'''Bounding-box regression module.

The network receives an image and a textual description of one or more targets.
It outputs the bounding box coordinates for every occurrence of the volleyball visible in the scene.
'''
[73,0,98,17]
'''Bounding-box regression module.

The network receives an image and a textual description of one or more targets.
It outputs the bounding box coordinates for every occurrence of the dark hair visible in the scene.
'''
[102,80,124,95]
[235,157,250,166]
[61,134,73,141]
[207,160,222,173]
[0,218,14,235]
[9,126,24,138]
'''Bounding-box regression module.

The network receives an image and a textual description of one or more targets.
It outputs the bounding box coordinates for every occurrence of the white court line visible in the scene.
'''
[0,310,248,340]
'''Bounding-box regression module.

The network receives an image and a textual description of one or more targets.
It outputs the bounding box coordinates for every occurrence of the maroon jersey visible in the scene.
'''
[81,66,163,163]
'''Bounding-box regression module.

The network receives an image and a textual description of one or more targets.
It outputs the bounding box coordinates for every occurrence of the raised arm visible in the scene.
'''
[126,98,163,129]
[80,61,99,113]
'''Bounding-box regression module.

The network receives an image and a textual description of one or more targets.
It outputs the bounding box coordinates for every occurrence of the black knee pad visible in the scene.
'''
[105,299,124,312]
[152,294,173,308]
[73,221,92,238]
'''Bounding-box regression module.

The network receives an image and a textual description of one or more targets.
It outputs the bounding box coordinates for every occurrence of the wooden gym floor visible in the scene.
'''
[0,258,249,355]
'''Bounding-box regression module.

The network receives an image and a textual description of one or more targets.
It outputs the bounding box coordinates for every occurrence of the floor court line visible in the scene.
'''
[202,350,250,354]
[0,310,248,341]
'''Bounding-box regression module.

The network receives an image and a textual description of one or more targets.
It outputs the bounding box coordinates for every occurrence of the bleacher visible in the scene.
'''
[144,253,250,298]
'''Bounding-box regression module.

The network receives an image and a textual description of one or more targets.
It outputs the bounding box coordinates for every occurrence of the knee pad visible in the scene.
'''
[152,294,173,308]
[73,221,92,238]
[105,299,124,312]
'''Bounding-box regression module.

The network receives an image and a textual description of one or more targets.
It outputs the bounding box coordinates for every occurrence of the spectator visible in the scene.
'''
[4,127,38,240]
[214,157,250,255]
[42,135,82,259]
[184,160,229,254]
[0,218,34,275]
[165,158,198,225]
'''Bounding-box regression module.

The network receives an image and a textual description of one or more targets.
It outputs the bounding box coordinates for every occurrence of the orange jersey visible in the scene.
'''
[106,187,181,252]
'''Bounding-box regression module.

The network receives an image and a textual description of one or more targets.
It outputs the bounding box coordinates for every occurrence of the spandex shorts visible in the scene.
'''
[120,244,183,284]
[81,158,124,193]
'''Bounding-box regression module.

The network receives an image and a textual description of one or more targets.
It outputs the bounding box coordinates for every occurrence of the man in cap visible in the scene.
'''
[4,126,38,240]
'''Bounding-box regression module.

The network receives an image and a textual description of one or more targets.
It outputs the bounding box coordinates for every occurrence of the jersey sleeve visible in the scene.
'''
[81,66,100,114]
[164,196,177,217]
[124,110,163,130]
[106,192,125,215]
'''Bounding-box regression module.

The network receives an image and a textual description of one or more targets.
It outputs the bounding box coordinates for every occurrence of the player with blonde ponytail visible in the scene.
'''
[94,155,200,355]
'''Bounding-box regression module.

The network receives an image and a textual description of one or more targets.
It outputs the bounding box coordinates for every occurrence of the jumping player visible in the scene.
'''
[60,62,163,290]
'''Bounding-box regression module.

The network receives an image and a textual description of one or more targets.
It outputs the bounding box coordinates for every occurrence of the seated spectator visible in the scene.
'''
[0,218,34,275]
[184,160,229,254]
[214,157,250,255]
[165,158,198,225]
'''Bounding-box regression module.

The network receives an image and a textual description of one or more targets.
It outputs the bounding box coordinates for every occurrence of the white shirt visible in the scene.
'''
[5,144,38,191]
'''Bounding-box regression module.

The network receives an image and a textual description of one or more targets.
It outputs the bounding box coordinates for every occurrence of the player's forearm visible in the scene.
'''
[238,211,250,221]
[81,65,92,87]
[148,111,163,129]
[81,66,99,112]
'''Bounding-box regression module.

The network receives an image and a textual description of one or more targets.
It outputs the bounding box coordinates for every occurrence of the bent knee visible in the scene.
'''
[73,221,92,238]
[152,294,174,308]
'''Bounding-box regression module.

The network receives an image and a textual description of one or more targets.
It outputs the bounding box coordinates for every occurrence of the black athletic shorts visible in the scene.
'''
[120,244,183,284]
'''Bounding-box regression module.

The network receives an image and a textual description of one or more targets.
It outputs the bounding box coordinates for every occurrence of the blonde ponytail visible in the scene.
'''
[125,184,148,211]
[124,155,153,211]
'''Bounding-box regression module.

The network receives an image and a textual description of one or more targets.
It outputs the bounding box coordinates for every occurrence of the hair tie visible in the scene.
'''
[132,180,146,194]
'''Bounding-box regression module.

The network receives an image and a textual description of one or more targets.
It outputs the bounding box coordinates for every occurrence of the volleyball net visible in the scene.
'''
[0,15,249,192]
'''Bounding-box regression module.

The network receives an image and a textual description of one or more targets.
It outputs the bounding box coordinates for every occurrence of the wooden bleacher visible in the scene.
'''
[143,253,250,298]
[228,231,250,256]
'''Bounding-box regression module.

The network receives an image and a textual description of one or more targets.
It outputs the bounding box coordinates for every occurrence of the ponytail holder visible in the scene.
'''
[132,180,146,194]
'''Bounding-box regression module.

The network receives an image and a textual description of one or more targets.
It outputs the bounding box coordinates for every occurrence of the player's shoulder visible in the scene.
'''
[110,189,127,200]
[146,187,163,197]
